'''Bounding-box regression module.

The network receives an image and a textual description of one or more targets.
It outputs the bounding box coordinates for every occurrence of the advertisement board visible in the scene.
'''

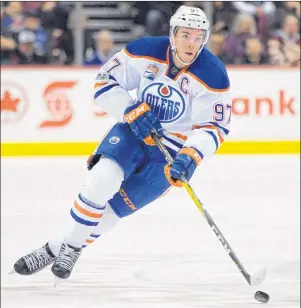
[1,66,300,155]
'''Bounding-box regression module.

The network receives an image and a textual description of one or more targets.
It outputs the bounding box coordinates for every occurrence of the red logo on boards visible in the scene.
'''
[1,82,29,124]
[39,81,76,128]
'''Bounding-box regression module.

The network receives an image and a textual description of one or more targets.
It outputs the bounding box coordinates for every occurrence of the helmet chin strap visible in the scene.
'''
[170,34,204,67]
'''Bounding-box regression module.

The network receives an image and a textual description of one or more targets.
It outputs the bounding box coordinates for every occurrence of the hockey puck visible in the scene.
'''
[254,291,270,303]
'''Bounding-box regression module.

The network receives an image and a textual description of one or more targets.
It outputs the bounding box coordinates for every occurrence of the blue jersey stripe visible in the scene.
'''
[205,130,219,151]
[94,84,119,100]
[162,135,183,149]
[208,122,229,135]
[109,75,117,82]
[192,147,204,159]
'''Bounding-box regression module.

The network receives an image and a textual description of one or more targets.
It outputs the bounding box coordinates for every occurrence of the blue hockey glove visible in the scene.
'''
[124,101,163,145]
[165,148,202,187]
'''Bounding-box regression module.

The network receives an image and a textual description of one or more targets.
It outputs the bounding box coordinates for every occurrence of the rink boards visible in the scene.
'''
[1,66,300,156]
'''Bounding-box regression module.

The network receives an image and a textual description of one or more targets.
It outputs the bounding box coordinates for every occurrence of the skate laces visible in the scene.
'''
[23,247,55,272]
[56,244,81,271]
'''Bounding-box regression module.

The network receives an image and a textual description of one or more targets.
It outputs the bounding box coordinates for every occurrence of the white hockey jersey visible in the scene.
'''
[94,36,232,159]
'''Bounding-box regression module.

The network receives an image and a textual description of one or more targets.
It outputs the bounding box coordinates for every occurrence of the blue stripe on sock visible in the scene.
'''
[78,193,106,210]
[90,234,101,238]
[82,245,87,248]
[70,209,99,226]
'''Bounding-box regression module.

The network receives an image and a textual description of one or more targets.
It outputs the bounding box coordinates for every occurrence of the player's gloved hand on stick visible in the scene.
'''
[165,147,202,187]
[124,101,163,145]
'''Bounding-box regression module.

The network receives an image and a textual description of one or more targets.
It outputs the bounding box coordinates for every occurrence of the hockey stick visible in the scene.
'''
[152,133,266,286]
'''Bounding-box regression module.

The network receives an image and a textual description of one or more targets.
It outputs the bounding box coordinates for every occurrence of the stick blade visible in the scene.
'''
[249,267,267,286]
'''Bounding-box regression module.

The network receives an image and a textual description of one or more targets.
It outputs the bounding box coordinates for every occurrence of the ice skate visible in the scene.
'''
[51,242,81,280]
[13,243,56,275]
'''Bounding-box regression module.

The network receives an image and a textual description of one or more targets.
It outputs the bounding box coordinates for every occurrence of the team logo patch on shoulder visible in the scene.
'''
[144,64,159,81]
[141,83,186,123]
[96,72,109,81]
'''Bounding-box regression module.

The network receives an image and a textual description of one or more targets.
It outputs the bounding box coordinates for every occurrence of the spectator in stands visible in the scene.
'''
[132,2,149,38]
[84,30,114,66]
[222,13,257,64]
[22,1,43,14]
[1,2,24,63]
[283,42,300,66]
[232,1,276,17]
[274,2,300,30]
[143,2,182,36]
[1,35,16,64]
[1,1,24,34]
[272,14,300,66]
[23,11,47,55]
[274,14,300,46]
[39,2,74,65]
[14,29,48,64]
[243,36,269,64]
[267,37,286,65]
[212,1,238,33]
[210,32,228,62]
[232,1,276,40]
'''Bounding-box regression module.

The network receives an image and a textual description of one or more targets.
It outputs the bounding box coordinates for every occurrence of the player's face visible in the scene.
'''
[173,27,206,64]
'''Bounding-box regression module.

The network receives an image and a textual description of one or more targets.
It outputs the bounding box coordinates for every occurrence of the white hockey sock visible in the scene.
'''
[63,157,124,248]
[82,202,120,248]
[48,203,120,255]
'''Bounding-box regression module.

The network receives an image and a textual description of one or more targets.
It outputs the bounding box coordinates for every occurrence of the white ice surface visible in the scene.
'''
[1,155,300,308]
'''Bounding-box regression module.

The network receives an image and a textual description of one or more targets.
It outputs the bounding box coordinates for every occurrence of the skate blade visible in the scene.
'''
[8,269,16,275]
[53,276,65,288]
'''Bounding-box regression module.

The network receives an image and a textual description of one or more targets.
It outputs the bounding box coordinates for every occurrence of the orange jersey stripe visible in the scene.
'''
[186,71,230,93]
[169,132,188,141]
[123,48,168,64]
[94,82,108,90]
[194,125,224,144]
[74,201,103,219]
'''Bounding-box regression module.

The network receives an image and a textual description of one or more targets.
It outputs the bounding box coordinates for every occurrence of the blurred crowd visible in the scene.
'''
[133,1,300,66]
[1,1,300,66]
[209,1,300,66]
[1,1,74,65]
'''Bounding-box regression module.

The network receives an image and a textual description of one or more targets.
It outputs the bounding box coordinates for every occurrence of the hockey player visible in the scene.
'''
[13,6,232,280]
